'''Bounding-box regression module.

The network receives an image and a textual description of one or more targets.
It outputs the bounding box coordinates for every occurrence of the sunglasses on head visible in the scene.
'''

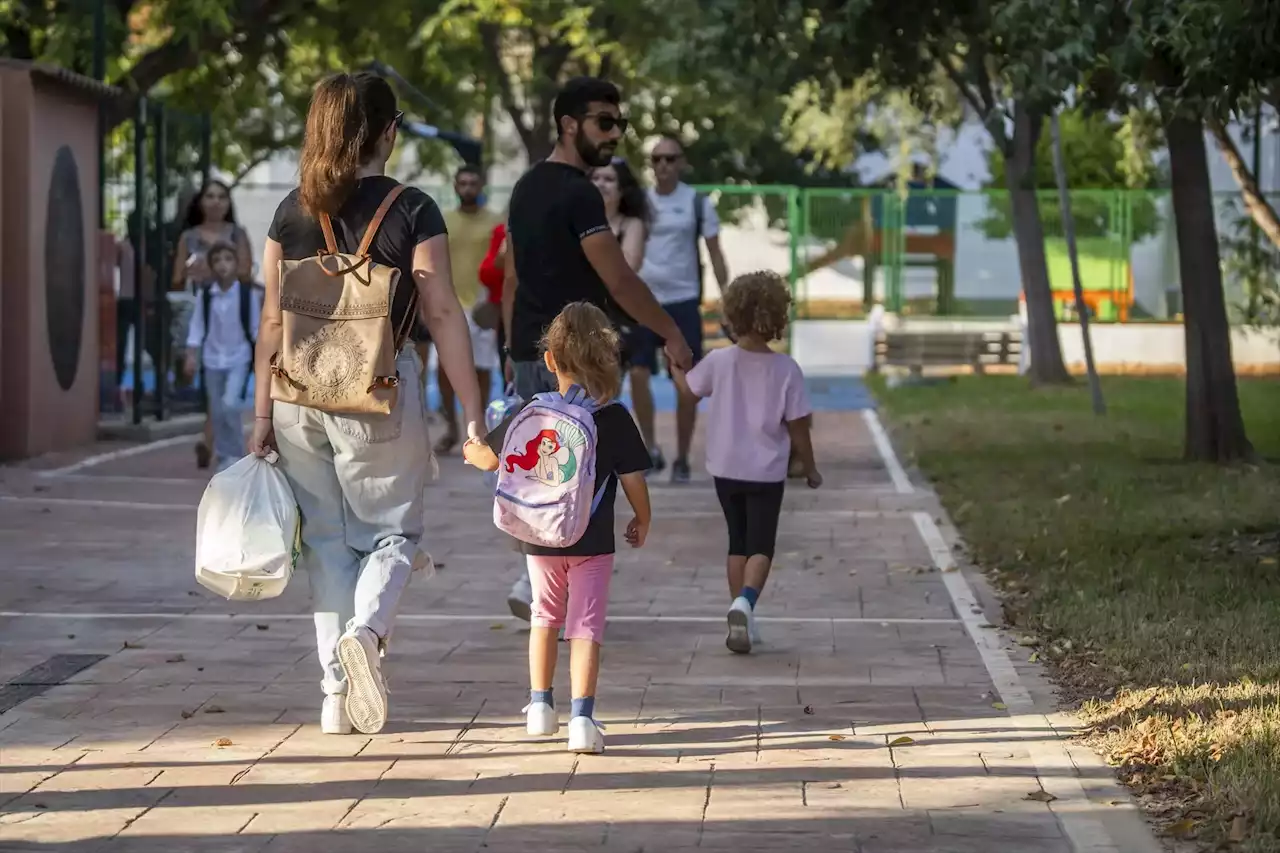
[651,153,681,164]
[583,113,628,133]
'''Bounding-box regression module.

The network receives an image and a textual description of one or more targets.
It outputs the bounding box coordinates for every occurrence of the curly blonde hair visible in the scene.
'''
[721,270,791,342]
[541,302,621,402]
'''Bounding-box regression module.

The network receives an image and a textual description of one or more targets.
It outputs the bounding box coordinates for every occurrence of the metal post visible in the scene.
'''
[152,103,168,421]
[199,112,212,186]
[132,98,147,426]
[93,0,106,228]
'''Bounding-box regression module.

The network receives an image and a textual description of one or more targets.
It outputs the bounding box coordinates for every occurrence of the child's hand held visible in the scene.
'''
[462,421,482,467]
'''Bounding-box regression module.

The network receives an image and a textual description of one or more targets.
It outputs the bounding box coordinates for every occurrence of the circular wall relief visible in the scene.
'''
[45,146,86,391]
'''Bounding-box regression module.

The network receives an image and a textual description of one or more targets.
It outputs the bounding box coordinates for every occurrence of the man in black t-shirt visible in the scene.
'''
[503,77,693,399]
[499,77,694,620]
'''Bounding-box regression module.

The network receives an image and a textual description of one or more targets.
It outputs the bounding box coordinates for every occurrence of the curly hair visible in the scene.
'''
[721,270,792,343]
[541,302,621,402]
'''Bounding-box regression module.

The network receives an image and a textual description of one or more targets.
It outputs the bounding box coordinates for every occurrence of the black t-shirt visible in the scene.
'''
[485,401,652,556]
[267,176,448,333]
[507,161,612,361]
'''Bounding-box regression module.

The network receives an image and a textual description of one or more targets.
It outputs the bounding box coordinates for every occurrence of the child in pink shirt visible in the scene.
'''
[685,271,821,654]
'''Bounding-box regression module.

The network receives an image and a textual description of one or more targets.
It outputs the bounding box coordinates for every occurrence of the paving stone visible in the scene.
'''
[0,411,1159,852]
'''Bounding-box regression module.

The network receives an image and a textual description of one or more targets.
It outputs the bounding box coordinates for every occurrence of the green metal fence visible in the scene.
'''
[231,180,1280,332]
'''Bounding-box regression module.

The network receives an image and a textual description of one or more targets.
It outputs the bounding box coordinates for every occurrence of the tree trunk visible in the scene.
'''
[1164,113,1254,463]
[1208,116,1280,251]
[1004,100,1071,385]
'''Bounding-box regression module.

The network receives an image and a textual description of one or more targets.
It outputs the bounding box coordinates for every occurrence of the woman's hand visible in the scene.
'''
[249,416,276,457]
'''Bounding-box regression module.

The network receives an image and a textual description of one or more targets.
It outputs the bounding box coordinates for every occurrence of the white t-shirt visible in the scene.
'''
[639,183,720,305]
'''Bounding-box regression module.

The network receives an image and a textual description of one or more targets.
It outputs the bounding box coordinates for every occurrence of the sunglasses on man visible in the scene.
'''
[650,153,682,164]
[582,113,629,134]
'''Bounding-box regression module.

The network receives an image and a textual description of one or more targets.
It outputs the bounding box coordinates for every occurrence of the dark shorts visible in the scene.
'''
[625,298,704,375]
[714,477,786,559]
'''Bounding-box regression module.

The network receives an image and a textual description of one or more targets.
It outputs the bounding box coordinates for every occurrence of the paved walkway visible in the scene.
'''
[0,407,1161,852]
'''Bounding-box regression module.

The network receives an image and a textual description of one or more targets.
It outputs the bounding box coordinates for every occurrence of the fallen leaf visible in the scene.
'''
[166,655,185,663]
[122,641,145,650]
[991,702,1008,711]
[1165,818,1197,838]
[803,705,815,715]
[489,623,505,630]
[1028,652,1040,663]
[823,782,842,789]
[1229,815,1248,842]
[180,711,194,719]
[204,706,225,714]
[255,624,269,631]
[67,634,75,640]
[1024,790,1057,803]
[1015,635,1038,647]
[828,734,846,741]
[213,738,233,748]
[1261,557,1277,566]
[888,736,915,747]
[1055,494,1072,506]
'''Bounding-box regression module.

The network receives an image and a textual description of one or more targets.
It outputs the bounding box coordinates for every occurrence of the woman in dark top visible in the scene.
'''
[248,71,484,737]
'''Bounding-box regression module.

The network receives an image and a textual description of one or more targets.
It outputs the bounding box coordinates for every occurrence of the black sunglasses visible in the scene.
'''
[392,110,404,130]
[583,113,628,133]
[650,153,682,164]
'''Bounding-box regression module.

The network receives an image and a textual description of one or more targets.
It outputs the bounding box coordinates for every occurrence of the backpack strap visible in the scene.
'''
[317,214,340,254]
[200,284,212,346]
[358,184,408,256]
[589,474,614,516]
[238,282,254,346]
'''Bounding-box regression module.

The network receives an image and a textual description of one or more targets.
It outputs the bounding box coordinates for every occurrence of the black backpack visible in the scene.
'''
[201,281,257,351]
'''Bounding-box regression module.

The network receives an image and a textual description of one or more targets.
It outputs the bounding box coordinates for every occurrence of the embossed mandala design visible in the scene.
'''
[294,325,368,403]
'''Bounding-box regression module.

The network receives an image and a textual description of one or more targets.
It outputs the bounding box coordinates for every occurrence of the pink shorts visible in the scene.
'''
[526,553,614,644]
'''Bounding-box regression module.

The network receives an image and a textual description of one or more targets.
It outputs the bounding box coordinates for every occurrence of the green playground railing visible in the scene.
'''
[236,181,1278,328]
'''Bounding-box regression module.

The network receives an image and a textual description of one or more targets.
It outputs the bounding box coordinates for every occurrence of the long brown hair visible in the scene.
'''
[541,302,621,402]
[298,72,398,218]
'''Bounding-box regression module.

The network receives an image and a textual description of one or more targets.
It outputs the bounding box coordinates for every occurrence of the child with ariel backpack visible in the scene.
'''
[463,301,652,754]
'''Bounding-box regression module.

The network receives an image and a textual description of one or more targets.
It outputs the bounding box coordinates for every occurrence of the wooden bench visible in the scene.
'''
[875,329,1022,374]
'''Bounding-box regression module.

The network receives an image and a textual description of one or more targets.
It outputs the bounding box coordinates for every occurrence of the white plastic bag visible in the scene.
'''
[195,452,300,601]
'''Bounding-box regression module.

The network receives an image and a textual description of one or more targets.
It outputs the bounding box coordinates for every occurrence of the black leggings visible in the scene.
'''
[714,478,785,559]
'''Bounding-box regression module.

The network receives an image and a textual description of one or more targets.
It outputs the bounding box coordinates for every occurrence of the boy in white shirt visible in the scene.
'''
[184,242,261,472]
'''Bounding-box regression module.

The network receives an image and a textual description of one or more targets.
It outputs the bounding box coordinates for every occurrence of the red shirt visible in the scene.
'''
[478,223,506,305]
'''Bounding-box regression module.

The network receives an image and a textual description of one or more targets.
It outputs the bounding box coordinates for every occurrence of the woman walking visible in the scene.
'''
[249,71,483,735]
[172,180,255,469]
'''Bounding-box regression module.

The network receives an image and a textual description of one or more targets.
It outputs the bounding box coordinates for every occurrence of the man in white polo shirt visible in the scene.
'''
[631,135,730,483]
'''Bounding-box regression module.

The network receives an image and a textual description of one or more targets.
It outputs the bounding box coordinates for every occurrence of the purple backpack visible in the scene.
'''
[493,385,614,548]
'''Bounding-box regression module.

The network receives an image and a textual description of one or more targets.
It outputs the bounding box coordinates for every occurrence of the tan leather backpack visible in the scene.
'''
[269,185,417,415]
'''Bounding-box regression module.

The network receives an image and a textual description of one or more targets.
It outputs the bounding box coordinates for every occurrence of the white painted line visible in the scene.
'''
[913,511,1120,852]
[862,409,913,494]
[0,496,196,512]
[38,435,193,478]
[48,474,208,486]
[0,611,959,625]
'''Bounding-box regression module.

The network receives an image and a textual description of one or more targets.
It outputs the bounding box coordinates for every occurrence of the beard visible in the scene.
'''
[576,134,614,168]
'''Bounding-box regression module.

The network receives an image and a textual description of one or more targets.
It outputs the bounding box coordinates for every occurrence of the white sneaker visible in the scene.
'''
[321,695,352,735]
[523,701,559,736]
[726,596,753,654]
[337,625,388,734]
[507,573,533,622]
[567,715,605,754]
[750,616,764,647]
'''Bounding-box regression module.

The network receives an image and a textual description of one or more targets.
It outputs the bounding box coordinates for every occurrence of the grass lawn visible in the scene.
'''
[870,374,1280,851]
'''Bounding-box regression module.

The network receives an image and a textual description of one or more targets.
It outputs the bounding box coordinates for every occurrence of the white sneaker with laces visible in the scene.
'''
[337,624,388,734]
[567,715,605,754]
[321,695,352,735]
[726,596,754,654]
[523,701,559,736]
[507,572,533,622]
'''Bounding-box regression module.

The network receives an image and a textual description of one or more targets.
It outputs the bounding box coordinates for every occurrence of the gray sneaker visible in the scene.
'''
[671,458,692,484]
[507,572,533,622]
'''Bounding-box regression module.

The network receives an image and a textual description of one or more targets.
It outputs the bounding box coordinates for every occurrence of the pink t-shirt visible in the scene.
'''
[686,346,812,482]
